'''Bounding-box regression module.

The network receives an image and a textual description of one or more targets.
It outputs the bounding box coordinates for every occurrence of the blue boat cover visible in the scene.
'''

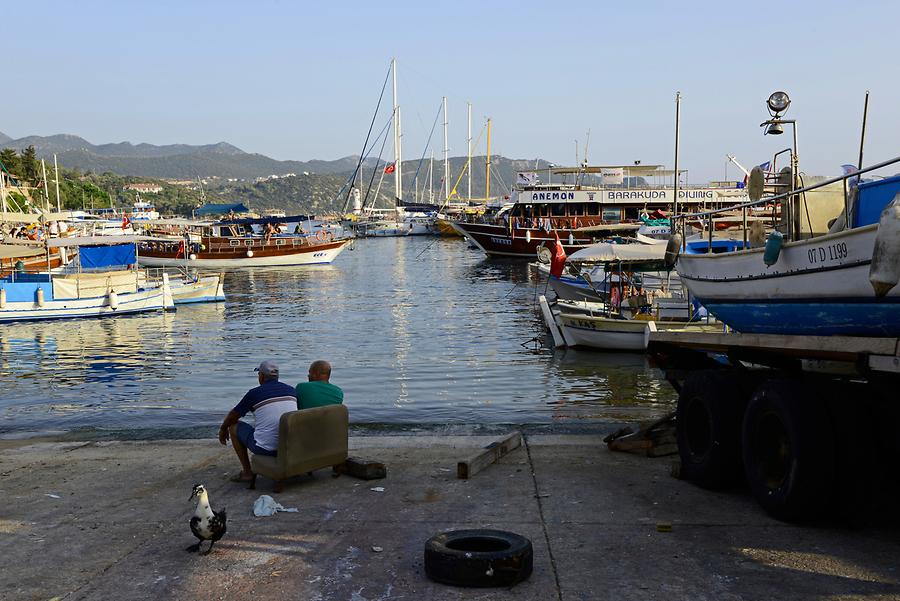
[195,202,250,216]
[80,244,136,268]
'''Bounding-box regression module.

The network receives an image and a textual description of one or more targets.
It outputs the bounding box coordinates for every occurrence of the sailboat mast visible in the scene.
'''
[467,102,472,202]
[391,58,402,202]
[442,96,449,202]
[53,154,61,212]
[429,150,434,203]
[485,118,492,201]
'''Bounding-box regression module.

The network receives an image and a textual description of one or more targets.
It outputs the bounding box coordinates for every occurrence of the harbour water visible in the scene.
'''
[0,237,676,436]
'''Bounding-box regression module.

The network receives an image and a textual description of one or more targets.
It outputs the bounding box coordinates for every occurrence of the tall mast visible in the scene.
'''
[41,159,50,210]
[53,154,61,212]
[391,58,402,202]
[485,118,492,201]
[466,102,472,201]
[429,150,434,203]
[442,96,449,202]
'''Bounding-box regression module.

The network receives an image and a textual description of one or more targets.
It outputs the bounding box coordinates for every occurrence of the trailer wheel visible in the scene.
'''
[742,379,835,521]
[675,370,746,488]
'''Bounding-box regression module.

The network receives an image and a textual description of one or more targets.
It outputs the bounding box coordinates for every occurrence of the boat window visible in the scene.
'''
[603,208,622,222]
[536,204,549,217]
[550,203,567,216]
[569,203,584,216]
[276,239,286,246]
[245,240,254,247]
[229,239,241,247]
[523,205,534,219]
[625,207,640,220]
[510,204,523,217]
[586,202,601,216]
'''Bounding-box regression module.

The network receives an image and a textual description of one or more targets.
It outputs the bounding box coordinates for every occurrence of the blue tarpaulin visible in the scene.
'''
[80,244,136,269]
[195,203,250,216]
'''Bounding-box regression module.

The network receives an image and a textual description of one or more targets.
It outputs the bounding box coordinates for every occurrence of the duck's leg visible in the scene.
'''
[185,542,201,553]
[202,540,216,555]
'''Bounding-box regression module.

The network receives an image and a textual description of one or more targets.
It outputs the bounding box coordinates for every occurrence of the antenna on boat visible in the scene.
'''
[467,102,472,202]
[672,92,681,237]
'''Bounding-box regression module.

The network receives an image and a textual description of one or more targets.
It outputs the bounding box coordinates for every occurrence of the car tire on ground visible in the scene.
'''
[424,529,533,587]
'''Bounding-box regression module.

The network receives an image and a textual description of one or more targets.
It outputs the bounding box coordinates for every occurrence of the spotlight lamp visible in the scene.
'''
[767,91,791,117]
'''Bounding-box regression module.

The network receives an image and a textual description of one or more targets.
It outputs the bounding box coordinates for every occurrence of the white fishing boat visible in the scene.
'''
[538,240,712,350]
[671,92,900,336]
[0,237,174,322]
[140,269,225,304]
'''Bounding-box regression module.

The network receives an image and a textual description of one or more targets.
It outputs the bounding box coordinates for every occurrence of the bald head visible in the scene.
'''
[308,360,332,382]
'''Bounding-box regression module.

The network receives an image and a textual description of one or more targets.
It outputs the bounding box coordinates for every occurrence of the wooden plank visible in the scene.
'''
[539,295,566,348]
[457,432,522,479]
[333,457,387,480]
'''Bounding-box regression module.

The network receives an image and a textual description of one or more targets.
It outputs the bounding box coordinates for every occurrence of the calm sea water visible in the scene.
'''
[0,236,676,436]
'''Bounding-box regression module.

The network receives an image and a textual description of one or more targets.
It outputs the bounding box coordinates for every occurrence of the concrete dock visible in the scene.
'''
[1,434,898,600]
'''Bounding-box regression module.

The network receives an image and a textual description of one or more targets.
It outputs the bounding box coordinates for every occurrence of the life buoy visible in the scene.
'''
[315,230,326,241]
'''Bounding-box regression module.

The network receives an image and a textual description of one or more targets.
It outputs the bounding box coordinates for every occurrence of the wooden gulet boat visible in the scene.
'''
[137,223,350,268]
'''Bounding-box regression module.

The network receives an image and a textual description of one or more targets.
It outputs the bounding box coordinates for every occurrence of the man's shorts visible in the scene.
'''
[236,421,276,456]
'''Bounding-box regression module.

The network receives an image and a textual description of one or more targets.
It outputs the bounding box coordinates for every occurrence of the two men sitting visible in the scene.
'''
[218,359,344,483]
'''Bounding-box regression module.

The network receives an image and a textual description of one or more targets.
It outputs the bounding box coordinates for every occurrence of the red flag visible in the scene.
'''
[550,230,567,278]
[384,162,396,174]
[121,212,131,230]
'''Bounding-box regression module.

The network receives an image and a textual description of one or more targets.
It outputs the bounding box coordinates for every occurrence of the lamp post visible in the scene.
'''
[760,91,799,239]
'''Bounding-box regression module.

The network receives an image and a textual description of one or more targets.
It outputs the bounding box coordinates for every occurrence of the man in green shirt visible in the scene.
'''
[296,360,344,409]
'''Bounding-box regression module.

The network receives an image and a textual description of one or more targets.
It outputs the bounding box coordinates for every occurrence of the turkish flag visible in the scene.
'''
[550,230,567,278]
[121,213,131,230]
[384,163,396,174]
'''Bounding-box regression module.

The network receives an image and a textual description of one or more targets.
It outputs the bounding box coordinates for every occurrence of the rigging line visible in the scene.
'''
[362,111,394,210]
[331,116,394,207]
[410,102,443,198]
[342,63,392,213]
[443,123,487,208]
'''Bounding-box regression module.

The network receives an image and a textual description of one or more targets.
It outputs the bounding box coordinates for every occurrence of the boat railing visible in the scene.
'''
[671,154,900,250]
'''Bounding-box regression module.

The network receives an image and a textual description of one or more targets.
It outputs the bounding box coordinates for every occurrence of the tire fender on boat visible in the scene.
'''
[869,192,900,297]
[664,233,683,268]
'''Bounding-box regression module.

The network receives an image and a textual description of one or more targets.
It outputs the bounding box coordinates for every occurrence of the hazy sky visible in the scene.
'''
[7,0,900,182]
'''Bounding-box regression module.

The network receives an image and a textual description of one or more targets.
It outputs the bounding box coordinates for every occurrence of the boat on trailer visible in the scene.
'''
[671,92,900,337]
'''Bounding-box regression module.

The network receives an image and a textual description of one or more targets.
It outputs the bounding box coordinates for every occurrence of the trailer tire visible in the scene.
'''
[675,370,746,488]
[742,379,836,521]
[424,529,533,587]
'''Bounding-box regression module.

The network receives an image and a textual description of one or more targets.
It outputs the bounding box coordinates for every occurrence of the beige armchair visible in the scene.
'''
[250,404,349,492]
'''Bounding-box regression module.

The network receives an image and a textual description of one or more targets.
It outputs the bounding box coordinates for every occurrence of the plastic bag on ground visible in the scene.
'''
[252,494,299,517]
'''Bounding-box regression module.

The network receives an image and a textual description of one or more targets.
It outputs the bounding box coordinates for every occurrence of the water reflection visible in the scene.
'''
[0,237,676,434]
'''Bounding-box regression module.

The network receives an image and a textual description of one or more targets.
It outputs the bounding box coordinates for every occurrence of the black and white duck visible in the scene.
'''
[187,483,227,554]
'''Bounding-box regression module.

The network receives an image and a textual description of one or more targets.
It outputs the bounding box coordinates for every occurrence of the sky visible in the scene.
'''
[6,0,900,182]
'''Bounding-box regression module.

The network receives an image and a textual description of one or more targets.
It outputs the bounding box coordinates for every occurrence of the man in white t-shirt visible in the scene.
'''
[218,360,297,483]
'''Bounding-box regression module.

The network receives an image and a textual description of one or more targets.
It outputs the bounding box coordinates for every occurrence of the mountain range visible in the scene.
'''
[0,132,385,180]
[0,131,552,214]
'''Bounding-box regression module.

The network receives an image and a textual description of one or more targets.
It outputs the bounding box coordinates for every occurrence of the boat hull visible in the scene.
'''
[170,274,226,304]
[450,222,592,258]
[138,239,349,268]
[676,224,900,335]
[558,314,651,351]
[0,287,170,323]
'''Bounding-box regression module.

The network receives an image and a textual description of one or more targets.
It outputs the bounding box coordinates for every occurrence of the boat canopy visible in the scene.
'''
[195,202,250,216]
[80,244,136,269]
[0,210,80,223]
[568,241,667,265]
[218,214,314,225]
[0,245,44,260]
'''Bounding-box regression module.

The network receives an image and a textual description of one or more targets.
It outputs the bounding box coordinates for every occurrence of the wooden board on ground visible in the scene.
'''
[604,413,678,457]
[457,432,522,479]
[333,457,387,480]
